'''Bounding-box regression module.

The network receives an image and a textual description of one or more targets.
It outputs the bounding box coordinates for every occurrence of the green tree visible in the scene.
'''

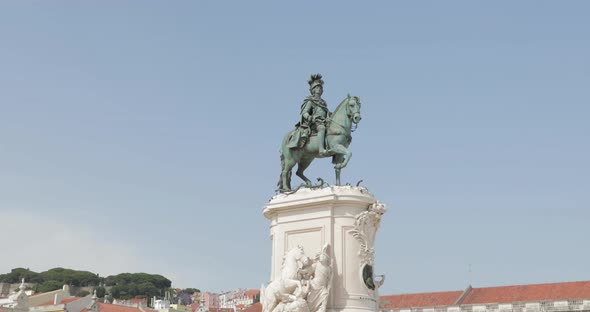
[110,285,127,299]
[104,273,171,299]
[36,280,63,293]
[76,290,90,297]
[183,288,200,295]
[39,268,99,286]
[0,268,40,283]
[0,268,172,300]
[137,282,159,298]
[95,286,106,298]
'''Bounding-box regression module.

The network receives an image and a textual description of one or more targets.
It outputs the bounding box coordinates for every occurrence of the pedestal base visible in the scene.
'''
[263,186,386,312]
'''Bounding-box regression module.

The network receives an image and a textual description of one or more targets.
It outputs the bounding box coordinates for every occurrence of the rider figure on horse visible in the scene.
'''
[287,74,331,156]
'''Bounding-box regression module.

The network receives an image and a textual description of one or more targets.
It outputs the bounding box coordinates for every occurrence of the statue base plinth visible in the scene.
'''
[263,186,386,312]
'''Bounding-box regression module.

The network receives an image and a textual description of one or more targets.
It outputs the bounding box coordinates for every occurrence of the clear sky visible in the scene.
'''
[1,1,589,296]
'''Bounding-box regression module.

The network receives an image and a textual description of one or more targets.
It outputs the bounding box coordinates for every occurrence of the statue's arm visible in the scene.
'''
[301,100,313,122]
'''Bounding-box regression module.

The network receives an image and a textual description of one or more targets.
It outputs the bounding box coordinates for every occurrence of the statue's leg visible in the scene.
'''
[316,124,329,156]
[296,157,314,187]
[335,167,341,186]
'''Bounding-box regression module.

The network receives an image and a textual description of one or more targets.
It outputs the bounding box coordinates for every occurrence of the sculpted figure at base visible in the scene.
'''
[261,246,306,312]
[261,244,333,312]
[305,244,332,312]
[279,74,362,192]
[271,283,311,312]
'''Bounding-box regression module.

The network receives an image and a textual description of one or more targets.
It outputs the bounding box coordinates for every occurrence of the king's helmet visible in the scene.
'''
[308,73,324,92]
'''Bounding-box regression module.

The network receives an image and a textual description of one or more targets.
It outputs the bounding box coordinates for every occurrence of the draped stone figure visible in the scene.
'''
[305,244,332,312]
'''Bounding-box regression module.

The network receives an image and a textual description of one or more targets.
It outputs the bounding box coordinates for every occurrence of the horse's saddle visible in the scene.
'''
[286,127,308,149]
[287,126,329,150]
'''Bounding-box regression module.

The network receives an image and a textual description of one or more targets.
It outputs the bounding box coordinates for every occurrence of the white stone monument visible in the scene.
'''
[261,186,386,312]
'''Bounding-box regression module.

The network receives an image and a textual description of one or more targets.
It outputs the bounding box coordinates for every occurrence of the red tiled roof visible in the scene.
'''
[381,281,590,309]
[242,303,261,312]
[462,281,590,304]
[244,290,259,298]
[97,303,142,312]
[381,291,463,309]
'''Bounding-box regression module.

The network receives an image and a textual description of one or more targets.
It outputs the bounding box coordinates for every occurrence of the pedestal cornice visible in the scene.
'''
[263,186,375,219]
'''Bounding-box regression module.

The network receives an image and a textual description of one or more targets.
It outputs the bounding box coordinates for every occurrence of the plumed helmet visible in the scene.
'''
[308,73,324,91]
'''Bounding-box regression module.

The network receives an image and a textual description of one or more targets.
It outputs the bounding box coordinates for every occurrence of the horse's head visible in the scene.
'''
[346,94,362,124]
[281,245,306,280]
[285,245,305,261]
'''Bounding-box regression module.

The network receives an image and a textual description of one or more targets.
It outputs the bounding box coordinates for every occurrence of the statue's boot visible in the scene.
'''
[317,129,330,156]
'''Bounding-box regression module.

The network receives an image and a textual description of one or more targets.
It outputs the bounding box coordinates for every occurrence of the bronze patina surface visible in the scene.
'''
[279,74,362,192]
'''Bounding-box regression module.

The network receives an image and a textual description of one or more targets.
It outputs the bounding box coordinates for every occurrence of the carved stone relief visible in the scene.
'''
[348,201,387,290]
[261,245,333,312]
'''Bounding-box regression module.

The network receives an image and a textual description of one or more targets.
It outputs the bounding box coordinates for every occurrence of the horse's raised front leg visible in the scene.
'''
[331,144,352,169]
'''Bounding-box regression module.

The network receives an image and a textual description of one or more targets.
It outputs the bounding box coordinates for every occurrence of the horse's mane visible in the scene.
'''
[332,97,349,116]
[332,95,360,117]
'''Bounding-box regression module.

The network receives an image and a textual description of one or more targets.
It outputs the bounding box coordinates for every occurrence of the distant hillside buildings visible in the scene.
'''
[0,281,258,312]
[5,277,588,312]
[201,289,258,312]
[219,289,258,311]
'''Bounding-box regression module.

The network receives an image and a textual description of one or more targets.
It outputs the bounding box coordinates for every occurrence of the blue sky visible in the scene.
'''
[1,1,589,295]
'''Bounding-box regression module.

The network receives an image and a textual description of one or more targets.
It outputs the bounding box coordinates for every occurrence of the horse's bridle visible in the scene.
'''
[331,97,360,133]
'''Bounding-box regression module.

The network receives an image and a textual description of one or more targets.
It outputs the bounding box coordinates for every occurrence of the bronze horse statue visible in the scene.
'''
[279,95,362,192]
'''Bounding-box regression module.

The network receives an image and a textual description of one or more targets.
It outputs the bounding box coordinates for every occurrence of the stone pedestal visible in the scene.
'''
[263,186,386,312]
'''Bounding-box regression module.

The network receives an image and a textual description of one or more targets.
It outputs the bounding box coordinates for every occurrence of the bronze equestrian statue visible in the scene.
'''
[279,74,362,192]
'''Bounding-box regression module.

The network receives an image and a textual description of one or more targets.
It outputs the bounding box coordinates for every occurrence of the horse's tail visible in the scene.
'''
[277,152,285,190]
[278,132,295,191]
